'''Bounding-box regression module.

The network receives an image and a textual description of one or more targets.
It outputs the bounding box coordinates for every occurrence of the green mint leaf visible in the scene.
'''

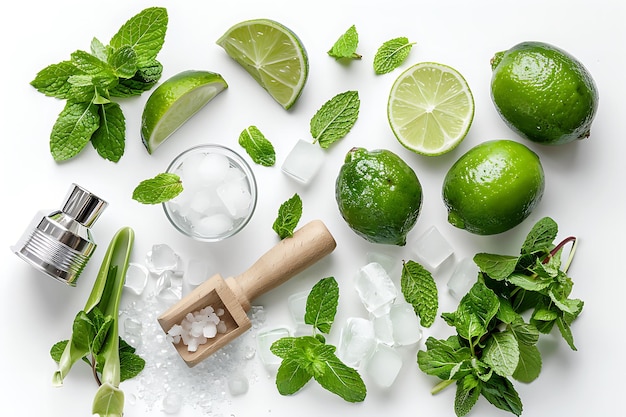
[109,60,163,97]
[328,25,361,60]
[272,193,302,239]
[481,374,523,416]
[454,376,481,417]
[473,253,519,281]
[70,50,112,76]
[454,281,500,342]
[270,337,299,359]
[304,277,339,334]
[109,7,168,67]
[276,357,313,395]
[238,125,276,166]
[91,315,113,356]
[90,37,108,61]
[400,260,438,327]
[91,102,126,162]
[119,349,146,382]
[313,352,366,403]
[132,172,183,204]
[50,340,69,363]
[373,37,415,75]
[508,321,540,346]
[521,216,558,256]
[417,336,472,380]
[482,330,520,377]
[512,343,542,383]
[50,101,100,161]
[31,61,82,99]
[108,46,138,79]
[555,315,577,350]
[310,90,360,148]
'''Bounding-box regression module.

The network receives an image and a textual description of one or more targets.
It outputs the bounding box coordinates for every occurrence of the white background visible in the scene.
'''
[1,1,624,416]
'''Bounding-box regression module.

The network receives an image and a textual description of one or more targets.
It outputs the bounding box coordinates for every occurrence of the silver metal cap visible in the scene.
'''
[12,184,108,286]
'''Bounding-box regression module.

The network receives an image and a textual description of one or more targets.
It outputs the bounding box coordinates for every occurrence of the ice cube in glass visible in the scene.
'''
[281,139,325,184]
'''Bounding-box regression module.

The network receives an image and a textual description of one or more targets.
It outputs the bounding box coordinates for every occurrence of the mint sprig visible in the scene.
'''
[30,7,168,162]
[310,90,360,148]
[328,25,362,60]
[271,277,367,402]
[132,173,183,204]
[417,217,582,416]
[238,125,276,166]
[272,193,303,239]
[373,37,415,75]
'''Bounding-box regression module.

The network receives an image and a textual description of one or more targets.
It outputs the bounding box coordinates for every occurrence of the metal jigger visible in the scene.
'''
[12,183,108,286]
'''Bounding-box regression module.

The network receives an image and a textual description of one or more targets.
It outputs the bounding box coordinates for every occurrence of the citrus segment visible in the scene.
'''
[141,70,228,154]
[388,62,474,156]
[216,19,308,109]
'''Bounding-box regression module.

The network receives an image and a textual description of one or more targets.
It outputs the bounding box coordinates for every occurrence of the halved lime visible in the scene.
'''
[141,70,228,154]
[216,19,308,110]
[388,62,474,156]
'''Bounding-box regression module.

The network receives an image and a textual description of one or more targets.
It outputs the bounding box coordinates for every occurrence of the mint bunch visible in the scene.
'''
[417,217,582,416]
[30,7,168,162]
[271,277,367,402]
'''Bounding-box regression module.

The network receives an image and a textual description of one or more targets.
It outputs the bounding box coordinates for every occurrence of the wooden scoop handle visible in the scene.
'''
[225,219,336,311]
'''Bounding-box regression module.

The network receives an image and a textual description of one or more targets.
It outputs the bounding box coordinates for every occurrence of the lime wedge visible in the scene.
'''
[216,19,308,110]
[387,62,474,156]
[141,70,228,154]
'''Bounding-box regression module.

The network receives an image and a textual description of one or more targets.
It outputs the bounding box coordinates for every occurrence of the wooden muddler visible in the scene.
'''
[157,219,337,366]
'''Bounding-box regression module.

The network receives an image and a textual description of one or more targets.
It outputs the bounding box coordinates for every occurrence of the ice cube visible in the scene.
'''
[337,317,376,366]
[155,270,182,301]
[287,290,309,325]
[227,374,249,396]
[146,244,181,274]
[364,343,403,388]
[256,327,290,368]
[194,213,233,236]
[281,139,325,184]
[447,257,479,300]
[186,258,213,287]
[123,317,143,347]
[162,392,183,414]
[354,262,398,317]
[390,303,422,346]
[366,251,400,278]
[409,226,454,270]
[217,180,252,219]
[372,314,394,346]
[124,262,148,295]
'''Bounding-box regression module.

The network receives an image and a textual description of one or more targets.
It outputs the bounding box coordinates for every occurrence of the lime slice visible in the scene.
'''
[216,19,308,110]
[388,62,474,156]
[141,70,228,154]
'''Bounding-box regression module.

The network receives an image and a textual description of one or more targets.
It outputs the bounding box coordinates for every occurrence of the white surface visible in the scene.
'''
[2,1,624,416]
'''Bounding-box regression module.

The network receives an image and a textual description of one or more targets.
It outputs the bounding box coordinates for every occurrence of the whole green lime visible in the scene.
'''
[442,140,545,235]
[490,41,598,145]
[335,148,422,245]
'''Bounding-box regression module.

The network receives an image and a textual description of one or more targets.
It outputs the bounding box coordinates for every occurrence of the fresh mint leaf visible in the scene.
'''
[50,340,69,363]
[473,253,519,281]
[276,357,313,395]
[108,46,138,78]
[70,50,112,76]
[310,90,359,148]
[91,315,113,356]
[512,343,542,383]
[50,101,100,161]
[400,260,438,327]
[31,61,82,99]
[482,331,520,377]
[555,315,577,350]
[109,60,163,97]
[454,281,500,342]
[238,125,276,166]
[455,376,481,417]
[90,37,108,61]
[132,172,183,204]
[91,102,126,162]
[119,348,146,382]
[272,193,302,239]
[109,7,168,67]
[508,321,540,346]
[373,37,415,75]
[314,351,367,403]
[304,277,339,334]
[481,375,523,416]
[521,217,558,256]
[270,337,299,359]
[417,336,472,380]
[328,25,361,60]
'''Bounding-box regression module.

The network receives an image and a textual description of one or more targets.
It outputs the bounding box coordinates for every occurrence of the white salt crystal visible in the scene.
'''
[203,322,217,338]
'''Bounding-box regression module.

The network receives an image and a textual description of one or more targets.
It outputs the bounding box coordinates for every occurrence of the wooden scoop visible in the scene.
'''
[157,219,336,367]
